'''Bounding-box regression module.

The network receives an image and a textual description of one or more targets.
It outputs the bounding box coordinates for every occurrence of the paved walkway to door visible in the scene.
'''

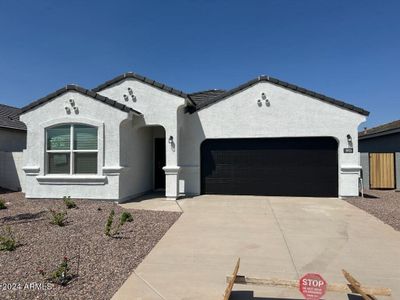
[114,195,400,300]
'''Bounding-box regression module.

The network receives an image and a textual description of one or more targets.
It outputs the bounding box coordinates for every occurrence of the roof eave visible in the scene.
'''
[0,124,27,131]
[359,128,400,140]
[20,85,142,116]
[92,72,189,101]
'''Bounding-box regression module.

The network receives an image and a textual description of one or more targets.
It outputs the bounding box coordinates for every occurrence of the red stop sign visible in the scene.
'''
[299,273,327,300]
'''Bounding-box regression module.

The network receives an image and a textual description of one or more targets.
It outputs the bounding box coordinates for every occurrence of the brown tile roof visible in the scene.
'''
[0,104,26,131]
[359,119,400,139]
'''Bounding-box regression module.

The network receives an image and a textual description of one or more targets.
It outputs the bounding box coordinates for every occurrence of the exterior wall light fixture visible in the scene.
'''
[128,87,133,95]
[265,99,270,106]
[347,134,352,143]
[123,94,129,101]
[257,99,262,106]
[65,106,71,114]
[69,99,75,106]
[346,134,353,148]
[168,136,174,144]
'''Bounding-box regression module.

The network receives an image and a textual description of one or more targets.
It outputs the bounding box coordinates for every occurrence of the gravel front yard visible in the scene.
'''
[345,189,400,231]
[0,190,181,300]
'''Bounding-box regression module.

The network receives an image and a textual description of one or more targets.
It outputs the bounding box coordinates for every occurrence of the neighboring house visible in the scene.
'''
[359,120,400,190]
[0,104,26,151]
[19,72,369,201]
[0,104,26,191]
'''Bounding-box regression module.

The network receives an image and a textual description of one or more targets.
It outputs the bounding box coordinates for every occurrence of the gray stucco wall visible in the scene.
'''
[0,128,26,152]
[396,153,400,190]
[360,152,370,189]
[0,151,24,191]
[359,132,400,153]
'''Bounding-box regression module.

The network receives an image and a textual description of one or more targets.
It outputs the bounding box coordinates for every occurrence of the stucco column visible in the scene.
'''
[164,126,180,200]
[163,166,180,200]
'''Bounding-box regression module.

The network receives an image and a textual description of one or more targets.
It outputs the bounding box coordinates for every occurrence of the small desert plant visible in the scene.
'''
[105,210,133,237]
[39,256,73,286]
[0,198,7,210]
[120,212,133,224]
[63,196,77,209]
[0,226,17,251]
[104,209,115,236]
[49,209,67,226]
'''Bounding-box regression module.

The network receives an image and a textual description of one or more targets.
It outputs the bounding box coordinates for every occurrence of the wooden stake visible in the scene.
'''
[342,269,378,300]
[223,258,240,300]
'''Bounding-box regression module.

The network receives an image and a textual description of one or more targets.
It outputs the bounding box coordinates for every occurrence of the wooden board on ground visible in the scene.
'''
[223,258,240,300]
[226,274,391,297]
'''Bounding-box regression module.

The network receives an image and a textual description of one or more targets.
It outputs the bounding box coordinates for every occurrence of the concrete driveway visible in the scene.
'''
[114,195,400,300]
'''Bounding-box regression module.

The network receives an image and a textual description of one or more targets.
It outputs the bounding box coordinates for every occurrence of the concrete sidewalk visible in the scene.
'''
[113,195,400,300]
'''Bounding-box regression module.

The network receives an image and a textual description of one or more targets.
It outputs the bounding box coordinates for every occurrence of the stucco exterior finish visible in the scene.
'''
[20,91,131,200]
[20,78,366,200]
[0,128,26,152]
[180,82,365,197]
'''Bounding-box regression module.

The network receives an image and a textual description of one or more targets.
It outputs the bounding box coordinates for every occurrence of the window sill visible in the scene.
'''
[36,175,107,185]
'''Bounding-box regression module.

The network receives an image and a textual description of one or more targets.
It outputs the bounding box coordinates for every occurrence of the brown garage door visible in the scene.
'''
[369,153,395,189]
[201,137,338,197]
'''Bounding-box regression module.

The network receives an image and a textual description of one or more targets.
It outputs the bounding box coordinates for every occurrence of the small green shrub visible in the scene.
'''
[104,209,115,236]
[0,198,7,210]
[105,210,132,237]
[49,209,67,227]
[63,196,77,209]
[120,212,133,224]
[39,256,73,286]
[0,226,17,251]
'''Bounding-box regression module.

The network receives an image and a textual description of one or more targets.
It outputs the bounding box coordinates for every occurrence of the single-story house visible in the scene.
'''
[19,72,369,201]
[359,120,400,190]
[0,104,26,152]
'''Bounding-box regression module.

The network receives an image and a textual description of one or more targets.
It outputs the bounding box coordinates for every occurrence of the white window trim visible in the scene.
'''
[46,124,99,175]
[39,117,104,179]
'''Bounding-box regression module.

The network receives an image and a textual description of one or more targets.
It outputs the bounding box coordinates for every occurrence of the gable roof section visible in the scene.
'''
[359,119,400,139]
[92,72,193,103]
[187,76,369,116]
[20,85,142,115]
[0,104,26,131]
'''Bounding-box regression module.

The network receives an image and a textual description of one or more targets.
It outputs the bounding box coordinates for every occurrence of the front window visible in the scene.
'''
[46,124,98,174]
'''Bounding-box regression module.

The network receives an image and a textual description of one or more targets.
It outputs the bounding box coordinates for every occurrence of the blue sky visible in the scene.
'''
[0,0,399,128]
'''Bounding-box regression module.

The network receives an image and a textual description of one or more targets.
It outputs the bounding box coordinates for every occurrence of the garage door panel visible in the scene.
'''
[201,137,338,197]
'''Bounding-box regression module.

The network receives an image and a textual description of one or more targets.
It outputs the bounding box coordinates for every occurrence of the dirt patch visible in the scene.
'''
[0,190,181,299]
[344,189,400,231]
